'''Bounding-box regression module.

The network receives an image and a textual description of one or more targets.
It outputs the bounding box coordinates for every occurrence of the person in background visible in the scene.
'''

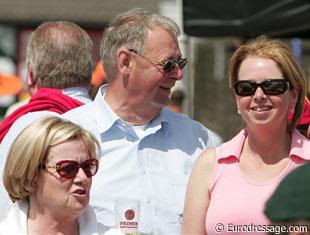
[182,36,309,235]
[167,89,186,114]
[0,20,94,221]
[0,20,94,143]
[0,116,107,234]
[62,8,221,235]
[264,163,310,235]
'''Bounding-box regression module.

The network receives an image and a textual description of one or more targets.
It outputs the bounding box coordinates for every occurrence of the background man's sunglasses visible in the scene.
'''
[44,158,99,179]
[129,49,187,73]
[234,79,290,97]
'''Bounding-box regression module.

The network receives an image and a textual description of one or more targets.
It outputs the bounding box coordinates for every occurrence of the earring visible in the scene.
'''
[290,106,295,114]
[237,109,241,114]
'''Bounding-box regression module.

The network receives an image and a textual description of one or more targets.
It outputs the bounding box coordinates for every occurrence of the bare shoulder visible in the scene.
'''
[193,147,217,172]
[182,147,217,234]
[191,147,217,188]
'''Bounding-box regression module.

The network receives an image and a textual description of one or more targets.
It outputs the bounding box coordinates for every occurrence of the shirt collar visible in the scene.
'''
[61,86,91,103]
[93,85,119,134]
[216,129,246,161]
[290,130,310,161]
[152,107,170,135]
[93,85,170,135]
[216,129,310,161]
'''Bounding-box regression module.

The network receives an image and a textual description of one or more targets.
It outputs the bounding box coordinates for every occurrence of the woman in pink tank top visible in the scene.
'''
[182,36,310,235]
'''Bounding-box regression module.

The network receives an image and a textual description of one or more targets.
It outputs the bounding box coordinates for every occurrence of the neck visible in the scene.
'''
[245,125,291,163]
[27,198,79,235]
[27,216,79,235]
[105,85,160,125]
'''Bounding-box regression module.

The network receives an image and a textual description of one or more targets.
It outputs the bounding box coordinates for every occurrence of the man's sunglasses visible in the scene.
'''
[44,158,99,179]
[129,49,187,73]
[234,79,290,97]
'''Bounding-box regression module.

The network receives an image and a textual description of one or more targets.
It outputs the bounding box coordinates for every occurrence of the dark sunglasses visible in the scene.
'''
[44,158,99,179]
[234,79,290,97]
[129,49,187,73]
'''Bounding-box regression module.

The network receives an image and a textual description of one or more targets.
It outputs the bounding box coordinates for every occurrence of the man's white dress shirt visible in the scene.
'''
[61,85,221,235]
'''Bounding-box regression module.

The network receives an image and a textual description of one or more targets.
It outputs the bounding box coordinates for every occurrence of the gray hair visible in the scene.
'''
[100,8,180,80]
[26,21,94,88]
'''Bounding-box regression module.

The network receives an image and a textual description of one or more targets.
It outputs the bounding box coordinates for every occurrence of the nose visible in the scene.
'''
[175,64,184,80]
[74,168,90,183]
[253,86,267,101]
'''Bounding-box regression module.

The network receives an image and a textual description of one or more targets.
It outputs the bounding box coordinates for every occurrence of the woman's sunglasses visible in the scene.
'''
[44,158,99,179]
[234,79,290,97]
[129,49,187,73]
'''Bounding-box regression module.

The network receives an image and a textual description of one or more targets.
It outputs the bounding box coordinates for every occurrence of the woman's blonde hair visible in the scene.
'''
[3,116,100,202]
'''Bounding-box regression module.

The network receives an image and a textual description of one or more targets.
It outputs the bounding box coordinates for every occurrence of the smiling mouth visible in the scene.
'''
[251,107,272,112]
[159,85,171,91]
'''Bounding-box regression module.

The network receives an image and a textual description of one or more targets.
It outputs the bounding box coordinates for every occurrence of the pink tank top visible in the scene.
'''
[205,130,310,235]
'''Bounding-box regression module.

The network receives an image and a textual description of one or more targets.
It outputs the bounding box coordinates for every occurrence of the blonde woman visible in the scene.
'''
[0,116,107,234]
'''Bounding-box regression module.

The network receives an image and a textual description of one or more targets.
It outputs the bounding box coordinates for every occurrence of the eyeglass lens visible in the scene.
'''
[129,49,187,73]
[234,79,289,96]
[56,159,99,179]
[163,58,187,73]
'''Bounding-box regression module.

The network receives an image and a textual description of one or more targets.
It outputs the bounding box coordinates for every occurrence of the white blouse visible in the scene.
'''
[0,199,108,235]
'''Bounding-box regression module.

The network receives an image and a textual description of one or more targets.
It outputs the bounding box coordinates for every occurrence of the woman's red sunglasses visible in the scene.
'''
[44,158,99,179]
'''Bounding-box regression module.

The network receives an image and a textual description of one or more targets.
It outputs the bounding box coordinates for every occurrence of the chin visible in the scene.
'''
[70,203,88,216]
[69,197,89,213]
[249,119,277,129]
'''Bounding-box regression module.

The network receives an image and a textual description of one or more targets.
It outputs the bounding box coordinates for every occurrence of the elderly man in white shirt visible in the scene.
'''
[62,8,221,235]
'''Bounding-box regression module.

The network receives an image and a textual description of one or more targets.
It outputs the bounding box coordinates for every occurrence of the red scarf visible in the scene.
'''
[0,88,84,143]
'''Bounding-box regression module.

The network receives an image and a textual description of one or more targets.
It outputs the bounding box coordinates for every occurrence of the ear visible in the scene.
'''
[26,64,34,86]
[235,96,241,114]
[116,48,132,76]
[26,64,38,96]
